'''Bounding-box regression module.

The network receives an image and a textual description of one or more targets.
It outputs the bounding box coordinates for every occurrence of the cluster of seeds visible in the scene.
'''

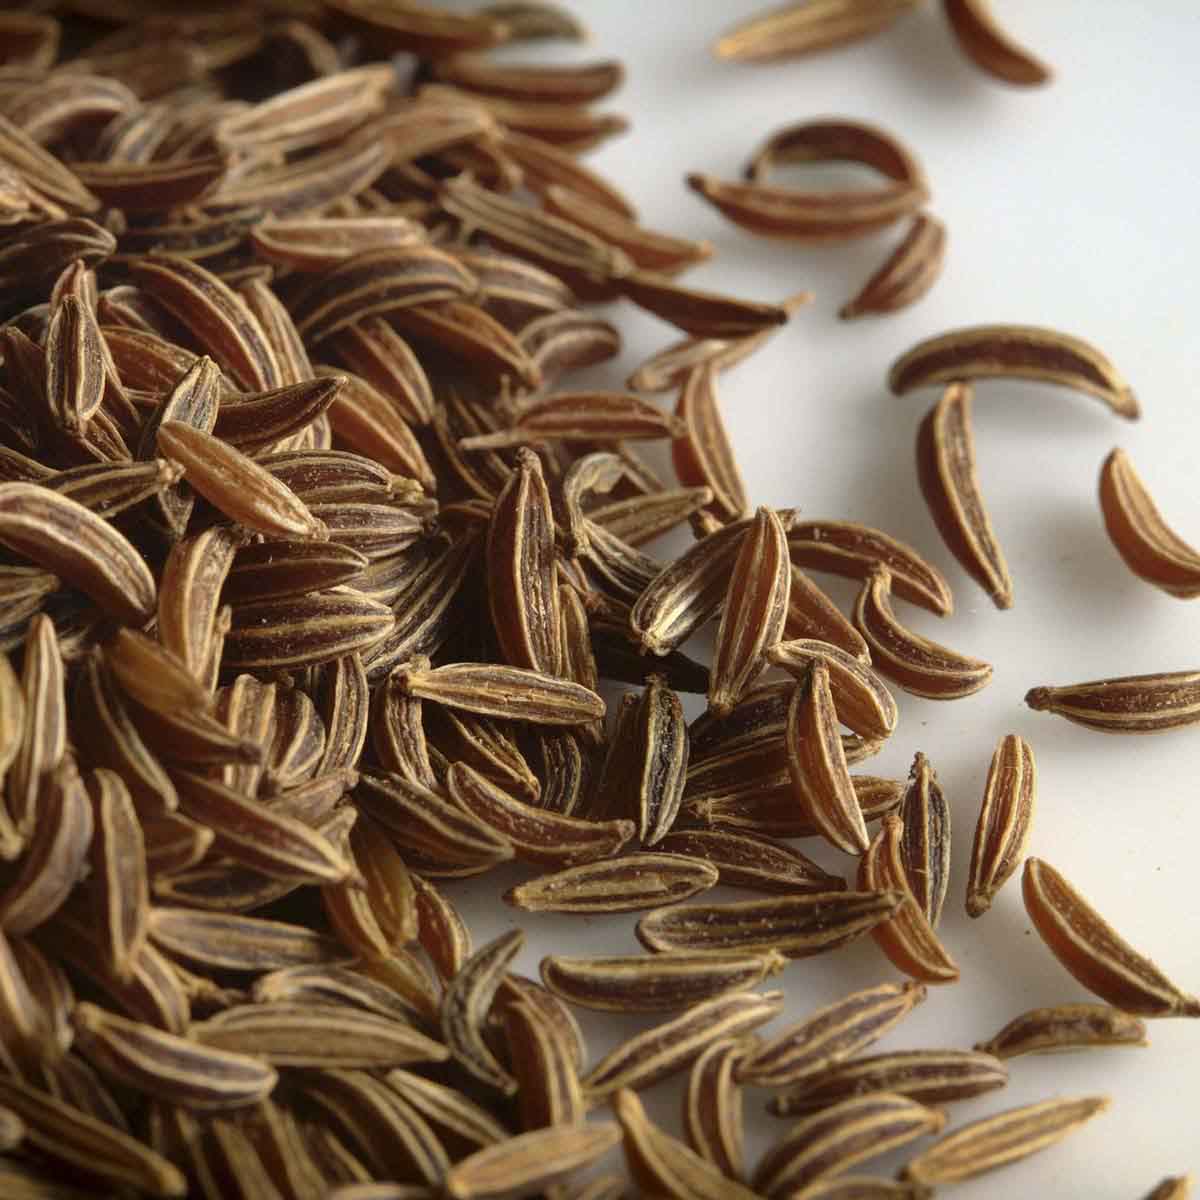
[0,2,1193,1198]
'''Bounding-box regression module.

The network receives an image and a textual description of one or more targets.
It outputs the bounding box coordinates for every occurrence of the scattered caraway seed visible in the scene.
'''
[0,8,1182,1197]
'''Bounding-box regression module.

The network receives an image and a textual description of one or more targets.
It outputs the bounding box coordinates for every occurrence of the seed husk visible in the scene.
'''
[917,382,1013,608]
[966,733,1035,917]
[974,1003,1148,1059]
[841,212,947,319]
[1025,670,1200,733]
[889,324,1136,418]
[1022,857,1200,1017]
[943,0,1053,86]
[899,1095,1110,1186]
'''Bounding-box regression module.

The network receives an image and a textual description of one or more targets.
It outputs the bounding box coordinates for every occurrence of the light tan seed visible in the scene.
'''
[738,980,926,1089]
[672,362,749,523]
[714,0,921,62]
[889,324,1136,418]
[859,815,959,984]
[391,657,605,726]
[900,1095,1110,1186]
[1022,857,1200,1017]
[897,752,951,927]
[785,666,869,855]
[855,568,992,699]
[754,1092,946,1197]
[45,295,105,436]
[769,639,897,740]
[1099,447,1200,597]
[770,1048,1008,1117]
[444,1122,621,1200]
[1025,670,1200,733]
[616,1085,761,1200]
[630,674,688,844]
[540,950,783,1013]
[505,853,717,914]
[943,0,1052,86]
[637,889,903,958]
[966,733,1035,917]
[148,908,345,972]
[975,1003,1148,1059]
[656,828,845,893]
[442,929,524,1094]
[0,484,154,626]
[504,996,584,1130]
[1141,1177,1193,1200]
[487,446,560,675]
[582,989,783,1101]
[385,1067,509,1152]
[684,1036,752,1179]
[841,213,947,319]
[917,382,1013,608]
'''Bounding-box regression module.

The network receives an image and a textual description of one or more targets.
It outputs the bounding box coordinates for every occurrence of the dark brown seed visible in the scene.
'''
[975,1003,1148,1059]
[505,853,716,914]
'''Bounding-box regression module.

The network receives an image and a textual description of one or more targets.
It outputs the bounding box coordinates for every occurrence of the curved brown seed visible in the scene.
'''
[841,213,947,319]
[789,519,952,615]
[487,446,560,675]
[633,674,688,845]
[620,270,793,339]
[461,391,680,451]
[943,0,1052,86]
[917,382,1013,608]
[503,995,584,1130]
[889,324,1137,419]
[1022,857,1200,1017]
[86,769,148,982]
[673,362,748,524]
[1099,447,1200,597]
[709,507,790,715]
[45,295,105,436]
[615,1085,762,1200]
[444,1123,621,1200]
[71,1002,277,1111]
[714,0,920,62]
[754,1092,945,1197]
[637,890,902,958]
[785,667,868,855]
[684,1035,751,1180]
[858,815,959,984]
[974,1003,1148,1059]
[966,733,1035,917]
[540,951,782,1013]
[0,484,154,626]
[785,563,872,660]
[900,1095,1109,1186]
[897,752,951,927]
[770,639,897,740]
[1025,670,1200,733]
[1141,1178,1193,1200]
[505,853,716,914]
[441,928,524,1094]
[854,568,992,699]
[581,989,783,1101]
[656,829,844,894]
[739,980,926,1089]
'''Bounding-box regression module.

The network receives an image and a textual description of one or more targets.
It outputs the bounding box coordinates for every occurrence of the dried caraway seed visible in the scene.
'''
[582,989,783,1101]
[1099,447,1200,597]
[889,323,1136,418]
[770,639,897,740]
[855,568,992,700]
[442,928,524,1094]
[540,950,784,1013]
[709,506,790,715]
[616,1085,762,1200]
[655,828,846,894]
[713,1,921,63]
[859,815,959,984]
[684,1035,752,1180]
[1025,670,1200,733]
[899,1095,1110,1186]
[769,1048,1008,1117]
[896,752,951,927]
[754,1092,946,1197]
[966,733,1035,917]
[444,1122,622,1200]
[505,853,718,914]
[1140,1177,1194,1200]
[673,362,749,523]
[841,212,947,319]
[1022,857,1200,1017]
[943,0,1052,86]
[917,382,1013,608]
[785,665,869,855]
[738,980,926,1089]
[637,889,904,958]
[631,673,688,844]
[503,995,584,1130]
[974,1003,1148,1060]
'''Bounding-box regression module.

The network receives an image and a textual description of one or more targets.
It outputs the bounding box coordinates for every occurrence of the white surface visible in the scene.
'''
[443,3,1200,1194]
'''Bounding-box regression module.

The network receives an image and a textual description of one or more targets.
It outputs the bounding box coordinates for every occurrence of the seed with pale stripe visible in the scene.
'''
[685,1035,752,1180]
[974,1003,1148,1059]
[1026,669,1200,733]
[505,853,716,914]
[1022,857,1200,1017]
[713,1,922,63]
[897,752,950,927]
[900,1095,1110,1186]
[841,211,947,320]
[769,639,897,740]
[966,734,1035,917]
